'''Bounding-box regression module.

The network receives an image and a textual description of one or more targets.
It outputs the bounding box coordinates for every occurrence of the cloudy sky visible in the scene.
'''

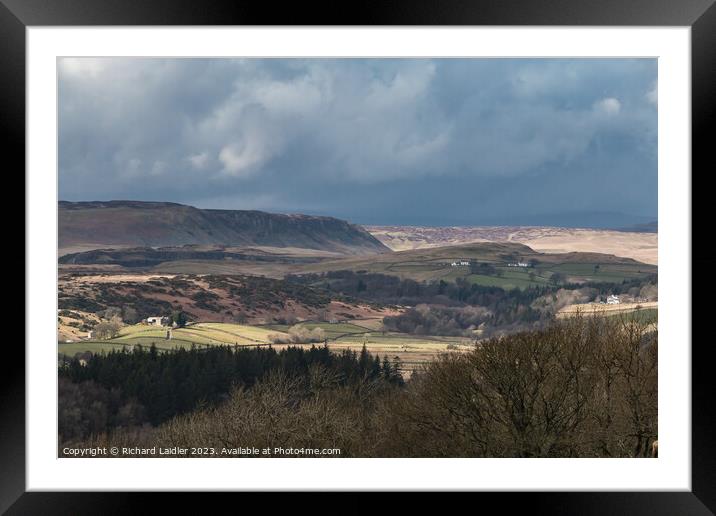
[59,58,657,227]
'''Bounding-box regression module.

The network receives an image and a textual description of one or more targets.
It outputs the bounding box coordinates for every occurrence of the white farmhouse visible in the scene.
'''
[146,316,165,326]
[606,295,620,305]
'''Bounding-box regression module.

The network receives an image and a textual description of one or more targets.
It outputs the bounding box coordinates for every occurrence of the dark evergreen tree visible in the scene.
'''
[59,342,404,428]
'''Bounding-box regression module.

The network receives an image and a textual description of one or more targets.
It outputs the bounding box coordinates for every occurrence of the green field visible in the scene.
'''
[140,242,657,289]
[334,332,465,345]
[606,308,658,324]
[541,262,653,284]
[459,268,548,289]
[261,321,374,339]
[190,322,286,343]
[58,321,472,372]
[459,262,653,290]
[58,341,133,356]
[59,337,203,356]
[59,321,295,357]
[293,243,656,289]
[112,322,288,345]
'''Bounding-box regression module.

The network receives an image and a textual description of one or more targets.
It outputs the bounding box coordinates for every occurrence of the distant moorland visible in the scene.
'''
[58,200,658,458]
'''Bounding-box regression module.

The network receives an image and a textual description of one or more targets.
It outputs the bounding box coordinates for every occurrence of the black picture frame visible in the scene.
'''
[3,0,714,512]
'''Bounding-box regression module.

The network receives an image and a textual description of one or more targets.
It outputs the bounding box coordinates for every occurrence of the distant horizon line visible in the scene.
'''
[58,199,657,230]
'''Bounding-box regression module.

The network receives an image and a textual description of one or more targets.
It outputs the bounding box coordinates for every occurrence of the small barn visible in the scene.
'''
[146,316,167,326]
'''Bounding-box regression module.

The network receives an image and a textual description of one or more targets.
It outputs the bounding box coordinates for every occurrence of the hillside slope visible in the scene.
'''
[365,225,657,265]
[57,273,397,325]
[289,241,656,287]
[59,201,389,255]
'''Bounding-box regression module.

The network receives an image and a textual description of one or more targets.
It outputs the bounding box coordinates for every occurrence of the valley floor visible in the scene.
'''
[58,320,474,376]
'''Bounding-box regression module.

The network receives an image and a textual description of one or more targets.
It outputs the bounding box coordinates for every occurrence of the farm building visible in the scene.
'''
[507,262,529,267]
[146,316,169,326]
[450,260,470,267]
[606,295,620,305]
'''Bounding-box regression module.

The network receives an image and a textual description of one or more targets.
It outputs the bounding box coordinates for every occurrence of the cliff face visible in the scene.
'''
[59,201,389,255]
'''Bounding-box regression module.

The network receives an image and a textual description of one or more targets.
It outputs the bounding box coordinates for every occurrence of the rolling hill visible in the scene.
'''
[290,242,657,287]
[365,225,658,265]
[59,200,389,256]
[58,273,398,325]
[59,239,657,288]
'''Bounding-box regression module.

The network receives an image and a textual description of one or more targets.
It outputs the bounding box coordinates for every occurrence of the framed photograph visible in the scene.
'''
[5,0,714,511]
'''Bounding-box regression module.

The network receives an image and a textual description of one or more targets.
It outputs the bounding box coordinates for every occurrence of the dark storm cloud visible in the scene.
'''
[58,58,657,227]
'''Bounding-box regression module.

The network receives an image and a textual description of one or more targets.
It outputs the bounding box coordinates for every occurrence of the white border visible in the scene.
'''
[27,27,690,491]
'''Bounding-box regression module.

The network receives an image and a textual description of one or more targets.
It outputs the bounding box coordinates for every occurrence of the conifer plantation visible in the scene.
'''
[59,314,657,458]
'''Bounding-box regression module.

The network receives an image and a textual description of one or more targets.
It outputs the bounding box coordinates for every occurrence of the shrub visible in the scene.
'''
[269,324,326,344]
[92,316,123,339]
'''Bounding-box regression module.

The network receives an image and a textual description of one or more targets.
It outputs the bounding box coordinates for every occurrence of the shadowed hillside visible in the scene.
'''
[59,201,389,255]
